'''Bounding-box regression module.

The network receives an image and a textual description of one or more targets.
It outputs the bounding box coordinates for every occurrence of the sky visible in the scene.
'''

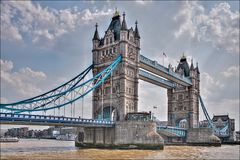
[0,1,239,130]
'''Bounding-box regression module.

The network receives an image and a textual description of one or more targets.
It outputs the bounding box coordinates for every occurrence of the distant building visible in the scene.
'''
[5,127,29,138]
[199,115,235,142]
[212,115,235,142]
[156,121,168,126]
[60,127,76,135]
[125,112,151,121]
[235,131,240,142]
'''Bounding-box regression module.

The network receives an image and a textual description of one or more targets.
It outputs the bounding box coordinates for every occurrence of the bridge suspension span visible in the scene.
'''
[0,55,122,115]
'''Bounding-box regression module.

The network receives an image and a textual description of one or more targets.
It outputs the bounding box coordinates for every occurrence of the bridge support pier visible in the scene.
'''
[75,121,164,149]
[186,128,221,146]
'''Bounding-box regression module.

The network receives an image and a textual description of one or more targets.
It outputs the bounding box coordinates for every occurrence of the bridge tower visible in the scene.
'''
[167,55,200,128]
[92,11,140,121]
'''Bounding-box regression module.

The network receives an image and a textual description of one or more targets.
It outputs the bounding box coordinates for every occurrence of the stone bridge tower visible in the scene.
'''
[167,55,200,128]
[92,11,140,121]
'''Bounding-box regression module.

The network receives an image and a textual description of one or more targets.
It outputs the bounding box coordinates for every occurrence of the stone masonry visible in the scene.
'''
[92,11,140,121]
[167,55,200,128]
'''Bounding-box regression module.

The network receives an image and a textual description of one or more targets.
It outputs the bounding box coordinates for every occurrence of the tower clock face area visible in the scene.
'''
[92,10,140,121]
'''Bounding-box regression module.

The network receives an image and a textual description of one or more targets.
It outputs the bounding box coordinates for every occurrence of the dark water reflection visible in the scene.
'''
[0,139,239,159]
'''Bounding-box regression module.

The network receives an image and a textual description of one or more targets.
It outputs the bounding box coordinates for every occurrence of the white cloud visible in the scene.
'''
[201,72,224,100]
[1,1,113,46]
[0,59,47,97]
[205,98,239,130]
[222,66,239,78]
[174,1,239,54]
[0,97,8,104]
[135,0,148,5]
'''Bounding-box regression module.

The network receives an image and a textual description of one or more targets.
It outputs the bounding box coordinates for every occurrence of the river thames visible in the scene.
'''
[0,139,239,160]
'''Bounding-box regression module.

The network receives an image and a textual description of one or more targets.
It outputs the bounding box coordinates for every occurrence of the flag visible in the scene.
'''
[153,106,157,109]
[163,52,167,57]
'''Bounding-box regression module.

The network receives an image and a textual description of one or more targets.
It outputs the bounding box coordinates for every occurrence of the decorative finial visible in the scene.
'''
[135,20,138,25]
[113,7,119,17]
[181,52,186,59]
[191,58,193,64]
[95,23,98,28]
[123,11,125,18]
[196,62,198,67]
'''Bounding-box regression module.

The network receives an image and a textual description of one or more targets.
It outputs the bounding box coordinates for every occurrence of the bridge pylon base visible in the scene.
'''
[75,121,164,150]
[186,128,221,146]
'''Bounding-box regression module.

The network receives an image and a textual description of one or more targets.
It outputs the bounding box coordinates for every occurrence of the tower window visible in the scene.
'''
[178,94,183,100]
[110,37,113,44]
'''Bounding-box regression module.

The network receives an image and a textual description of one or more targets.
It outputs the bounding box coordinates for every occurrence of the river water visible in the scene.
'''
[0,139,239,160]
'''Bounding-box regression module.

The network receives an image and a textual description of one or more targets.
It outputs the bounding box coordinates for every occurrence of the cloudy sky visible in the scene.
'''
[1,1,239,130]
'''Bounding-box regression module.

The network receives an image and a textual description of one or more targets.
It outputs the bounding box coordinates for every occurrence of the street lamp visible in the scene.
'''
[153,106,158,120]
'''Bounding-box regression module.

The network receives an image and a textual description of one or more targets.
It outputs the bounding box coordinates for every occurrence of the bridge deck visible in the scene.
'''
[139,55,192,86]
[139,69,175,89]
[0,113,114,127]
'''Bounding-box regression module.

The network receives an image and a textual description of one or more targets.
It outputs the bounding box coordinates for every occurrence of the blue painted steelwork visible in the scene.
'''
[157,126,187,137]
[0,112,114,127]
[199,95,229,136]
[1,65,93,107]
[139,69,175,88]
[0,55,122,113]
[139,55,192,86]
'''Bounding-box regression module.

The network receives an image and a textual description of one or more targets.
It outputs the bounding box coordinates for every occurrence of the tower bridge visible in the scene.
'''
[0,10,223,149]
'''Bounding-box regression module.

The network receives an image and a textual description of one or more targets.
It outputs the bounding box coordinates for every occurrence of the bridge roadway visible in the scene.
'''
[139,54,192,86]
[0,112,114,128]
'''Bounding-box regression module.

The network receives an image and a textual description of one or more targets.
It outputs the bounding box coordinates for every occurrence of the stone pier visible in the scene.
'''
[186,128,221,146]
[75,121,164,150]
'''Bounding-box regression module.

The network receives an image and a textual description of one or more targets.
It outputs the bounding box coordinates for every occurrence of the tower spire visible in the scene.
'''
[121,12,128,30]
[134,21,140,39]
[190,58,194,70]
[113,8,120,18]
[93,23,100,40]
[195,62,200,74]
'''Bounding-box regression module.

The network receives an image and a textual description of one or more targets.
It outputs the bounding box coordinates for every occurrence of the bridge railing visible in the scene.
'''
[0,112,115,126]
[157,126,187,137]
[140,55,192,85]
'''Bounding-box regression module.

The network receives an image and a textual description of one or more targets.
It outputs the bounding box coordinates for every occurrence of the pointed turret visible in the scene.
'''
[134,21,140,39]
[195,62,200,74]
[121,12,128,30]
[93,23,100,40]
[190,59,194,70]
[177,53,190,77]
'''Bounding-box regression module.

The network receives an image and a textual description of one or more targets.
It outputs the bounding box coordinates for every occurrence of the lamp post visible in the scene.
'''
[153,106,157,121]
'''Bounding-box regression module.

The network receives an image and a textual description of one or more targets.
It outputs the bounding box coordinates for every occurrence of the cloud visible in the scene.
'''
[0,59,47,97]
[1,1,113,47]
[0,97,8,103]
[135,0,149,5]
[201,72,224,100]
[174,1,239,54]
[222,66,239,78]
[205,98,239,130]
